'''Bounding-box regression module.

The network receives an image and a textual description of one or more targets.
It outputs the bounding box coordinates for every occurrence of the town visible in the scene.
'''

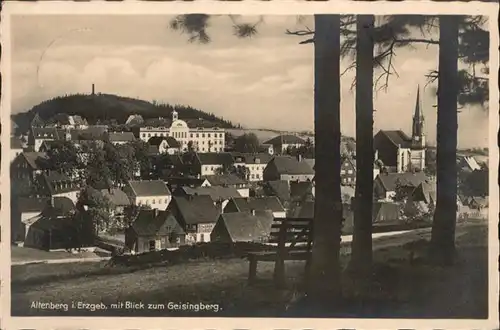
[10,86,488,257]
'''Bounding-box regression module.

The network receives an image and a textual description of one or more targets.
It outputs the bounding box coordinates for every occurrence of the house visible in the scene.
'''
[203,174,250,197]
[174,186,241,211]
[242,153,274,181]
[457,155,481,173]
[24,214,93,251]
[29,127,59,151]
[39,171,81,203]
[468,196,488,210]
[100,188,131,221]
[263,134,306,154]
[373,87,426,173]
[211,210,274,243]
[11,137,24,163]
[263,156,315,182]
[125,209,186,253]
[125,114,145,126]
[106,132,136,145]
[50,114,89,129]
[148,136,181,154]
[187,152,235,176]
[289,181,315,203]
[373,172,428,201]
[262,180,291,208]
[168,195,220,243]
[341,156,356,186]
[12,197,50,242]
[124,180,172,210]
[260,143,274,155]
[224,196,286,218]
[11,152,50,185]
[372,202,401,223]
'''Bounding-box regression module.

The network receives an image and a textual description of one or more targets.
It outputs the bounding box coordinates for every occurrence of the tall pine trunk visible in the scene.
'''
[350,15,375,275]
[430,15,459,265]
[308,14,343,299]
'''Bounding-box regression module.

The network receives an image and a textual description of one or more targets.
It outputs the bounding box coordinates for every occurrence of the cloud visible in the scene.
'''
[10,15,490,149]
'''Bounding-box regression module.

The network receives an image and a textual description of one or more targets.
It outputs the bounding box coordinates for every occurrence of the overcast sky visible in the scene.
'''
[11,14,489,148]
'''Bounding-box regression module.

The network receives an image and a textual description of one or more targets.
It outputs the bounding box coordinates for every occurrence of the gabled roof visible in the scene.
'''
[127,180,171,197]
[16,197,50,213]
[125,114,144,126]
[411,182,436,204]
[131,209,185,236]
[21,152,49,170]
[376,172,428,192]
[372,201,400,223]
[197,152,234,165]
[204,174,247,186]
[42,171,80,195]
[229,196,285,213]
[11,137,23,149]
[470,196,488,208]
[147,136,181,149]
[180,186,241,201]
[107,132,136,142]
[264,134,306,145]
[376,130,413,149]
[231,152,273,165]
[268,156,315,175]
[218,210,274,242]
[265,180,291,202]
[290,181,314,200]
[100,188,131,206]
[173,195,220,224]
[31,127,59,139]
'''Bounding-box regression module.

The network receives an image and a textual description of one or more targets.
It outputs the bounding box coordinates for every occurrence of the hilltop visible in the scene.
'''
[11,93,240,133]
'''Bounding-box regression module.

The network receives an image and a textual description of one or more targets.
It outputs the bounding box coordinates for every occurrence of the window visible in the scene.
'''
[148,133,151,137]
[152,199,156,204]
[208,133,211,138]
[202,148,205,151]
[347,177,352,182]
[341,170,346,175]
[202,134,205,138]
[347,170,353,174]
[149,240,156,251]
[256,174,260,179]
[142,133,146,138]
[251,174,255,179]
[200,233,205,242]
[196,133,199,138]
[190,133,193,138]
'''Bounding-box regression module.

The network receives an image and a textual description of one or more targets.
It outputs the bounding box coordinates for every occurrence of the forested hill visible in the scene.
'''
[12,93,239,132]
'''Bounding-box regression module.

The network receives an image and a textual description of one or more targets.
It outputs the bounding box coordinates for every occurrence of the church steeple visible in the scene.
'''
[412,85,425,148]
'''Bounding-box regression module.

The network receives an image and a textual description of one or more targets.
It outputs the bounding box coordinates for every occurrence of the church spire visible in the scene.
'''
[412,85,424,138]
[411,85,425,149]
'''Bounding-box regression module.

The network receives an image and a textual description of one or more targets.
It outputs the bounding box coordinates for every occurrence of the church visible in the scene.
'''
[374,87,426,173]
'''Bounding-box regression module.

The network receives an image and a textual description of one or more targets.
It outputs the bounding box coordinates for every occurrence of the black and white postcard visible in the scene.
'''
[1,1,498,329]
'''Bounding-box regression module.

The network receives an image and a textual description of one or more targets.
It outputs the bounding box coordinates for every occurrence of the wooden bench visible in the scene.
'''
[247,217,313,288]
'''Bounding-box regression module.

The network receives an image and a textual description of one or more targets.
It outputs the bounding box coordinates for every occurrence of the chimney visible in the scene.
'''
[92,84,95,95]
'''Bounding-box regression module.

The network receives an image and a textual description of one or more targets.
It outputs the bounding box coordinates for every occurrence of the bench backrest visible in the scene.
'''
[269,217,313,252]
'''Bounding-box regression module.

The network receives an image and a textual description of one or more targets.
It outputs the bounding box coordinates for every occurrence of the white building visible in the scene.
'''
[138,110,225,153]
[124,180,172,210]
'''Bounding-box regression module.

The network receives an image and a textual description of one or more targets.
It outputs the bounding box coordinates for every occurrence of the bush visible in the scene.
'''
[109,241,275,267]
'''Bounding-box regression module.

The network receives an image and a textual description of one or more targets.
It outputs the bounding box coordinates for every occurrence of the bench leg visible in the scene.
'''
[273,258,286,289]
[248,258,258,285]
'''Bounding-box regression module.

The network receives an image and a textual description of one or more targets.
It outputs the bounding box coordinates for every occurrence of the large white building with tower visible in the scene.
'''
[137,110,226,153]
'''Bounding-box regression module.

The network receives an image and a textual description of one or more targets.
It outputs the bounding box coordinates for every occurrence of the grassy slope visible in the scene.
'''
[11,220,488,318]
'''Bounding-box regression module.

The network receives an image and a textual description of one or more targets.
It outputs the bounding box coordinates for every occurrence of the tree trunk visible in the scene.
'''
[430,15,459,265]
[350,15,375,275]
[308,14,343,300]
